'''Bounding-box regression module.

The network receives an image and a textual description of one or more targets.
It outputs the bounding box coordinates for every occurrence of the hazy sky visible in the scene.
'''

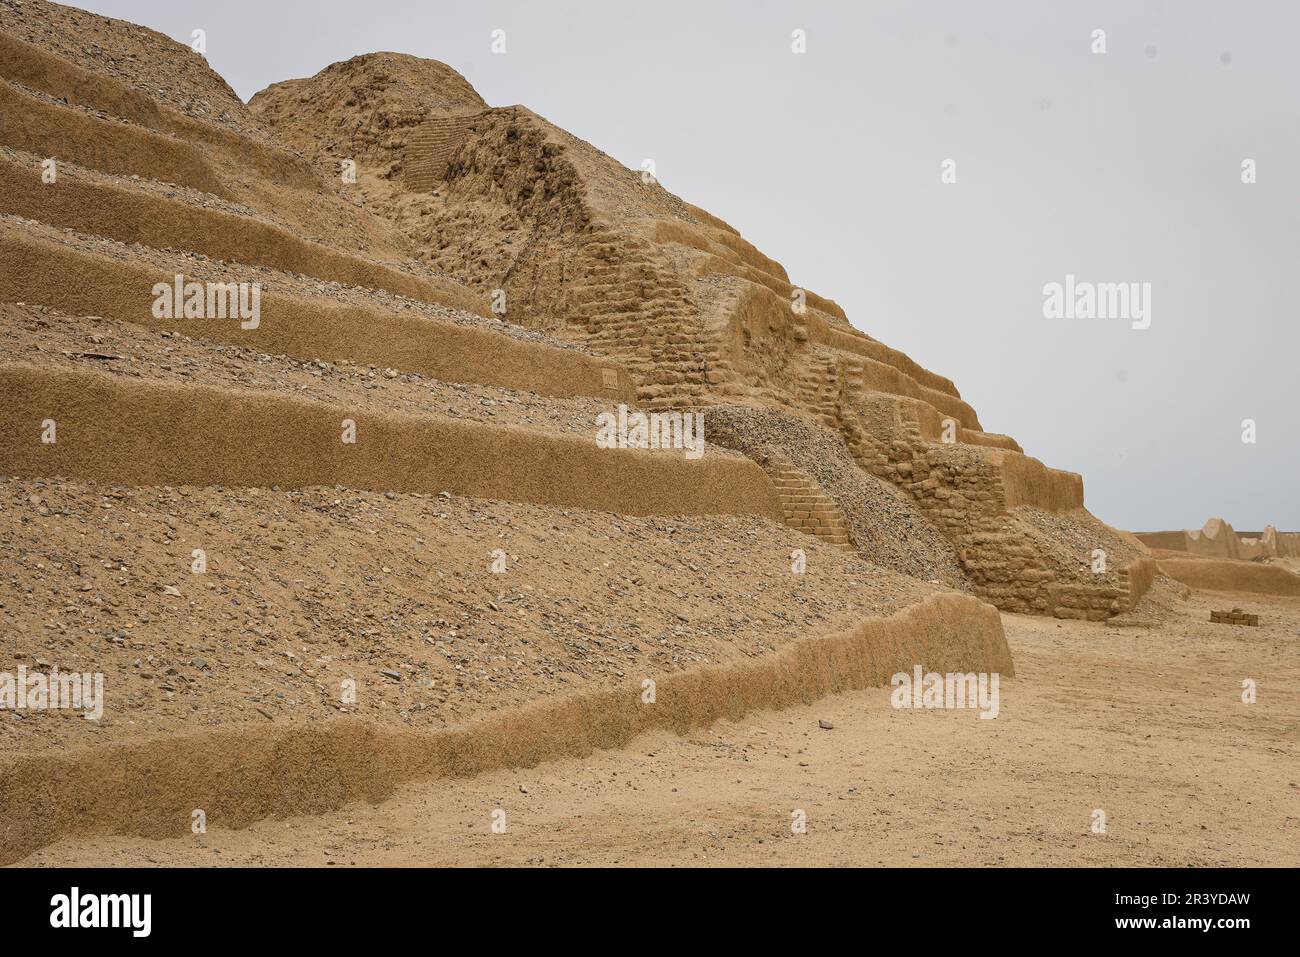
[78,0,1298,530]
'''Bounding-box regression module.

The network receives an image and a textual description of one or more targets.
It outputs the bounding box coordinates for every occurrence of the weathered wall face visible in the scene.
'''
[0,28,162,129]
[722,283,806,396]
[839,395,1144,617]
[0,365,781,520]
[1045,557,1158,620]
[350,100,994,440]
[1158,558,1300,597]
[713,284,981,425]
[404,113,489,191]
[0,30,318,190]
[0,155,486,314]
[0,78,226,196]
[1138,519,1300,561]
[995,451,1085,512]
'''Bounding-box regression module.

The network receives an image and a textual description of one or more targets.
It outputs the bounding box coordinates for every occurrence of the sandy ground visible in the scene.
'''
[18,588,1298,867]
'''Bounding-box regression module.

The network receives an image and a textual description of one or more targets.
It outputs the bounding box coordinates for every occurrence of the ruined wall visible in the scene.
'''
[404,112,488,192]
[840,392,1141,617]
[0,364,780,520]
[1138,519,1300,561]
[1158,558,1300,597]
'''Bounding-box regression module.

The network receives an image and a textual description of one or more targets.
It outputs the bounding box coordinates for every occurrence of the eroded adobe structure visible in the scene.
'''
[251,52,1155,620]
[1139,517,1300,562]
[0,0,1154,621]
[0,0,1168,861]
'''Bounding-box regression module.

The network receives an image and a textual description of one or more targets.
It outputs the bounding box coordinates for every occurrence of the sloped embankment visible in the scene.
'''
[0,218,634,401]
[0,592,1010,866]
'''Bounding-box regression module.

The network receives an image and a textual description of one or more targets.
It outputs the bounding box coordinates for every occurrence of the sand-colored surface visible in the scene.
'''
[1139,517,1300,563]
[1,591,1009,865]
[16,590,1297,867]
[0,0,1158,621]
[1158,557,1300,597]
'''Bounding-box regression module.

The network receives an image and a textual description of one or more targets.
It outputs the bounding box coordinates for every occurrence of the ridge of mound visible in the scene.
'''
[0,0,257,139]
[249,52,489,171]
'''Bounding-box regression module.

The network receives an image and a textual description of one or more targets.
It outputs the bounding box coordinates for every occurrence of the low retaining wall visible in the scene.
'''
[0,364,777,518]
[0,225,635,402]
[0,592,1010,865]
[1123,556,1158,607]
[0,78,226,197]
[0,30,317,190]
[0,29,163,130]
[1157,558,1300,598]
[1047,556,1159,620]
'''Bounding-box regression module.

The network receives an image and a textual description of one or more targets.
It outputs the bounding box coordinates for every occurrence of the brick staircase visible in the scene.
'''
[766,453,854,549]
[404,112,487,192]
[795,351,842,427]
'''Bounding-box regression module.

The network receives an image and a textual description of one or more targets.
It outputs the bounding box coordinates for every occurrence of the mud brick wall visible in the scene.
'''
[404,112,487,191]
[845,398,1149,619]
[1210,610,1260,626]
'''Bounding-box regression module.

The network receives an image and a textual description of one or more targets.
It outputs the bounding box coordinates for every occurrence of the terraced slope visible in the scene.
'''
[250,51,1159,618]
[0,1,1017,863]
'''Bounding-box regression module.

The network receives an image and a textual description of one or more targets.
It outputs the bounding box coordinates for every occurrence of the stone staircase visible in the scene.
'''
[795,351,843,427]
[766,453,854,550]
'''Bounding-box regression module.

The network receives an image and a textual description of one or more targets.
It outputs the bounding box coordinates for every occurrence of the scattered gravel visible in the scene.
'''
[705,405,971,588]
[0,474,934,754]
[1011,506,1145,586]
[0,303,741,456]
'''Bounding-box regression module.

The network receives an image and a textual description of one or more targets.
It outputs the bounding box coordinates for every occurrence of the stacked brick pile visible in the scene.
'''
[1210,608,1260,626]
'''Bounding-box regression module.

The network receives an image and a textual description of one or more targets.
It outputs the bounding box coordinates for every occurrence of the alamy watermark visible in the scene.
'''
[152,274,261,330]
[1,666,103,720]
[890,665,999,719]
[1042,274,1151,330]
[50,887,150,937]
[595,404,705,459]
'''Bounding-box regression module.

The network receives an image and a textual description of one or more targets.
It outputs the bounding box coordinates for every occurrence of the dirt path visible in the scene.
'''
[17,590,1299,867]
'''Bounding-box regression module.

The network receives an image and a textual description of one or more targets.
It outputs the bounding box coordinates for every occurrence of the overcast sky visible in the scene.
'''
[79,0,1299,531]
